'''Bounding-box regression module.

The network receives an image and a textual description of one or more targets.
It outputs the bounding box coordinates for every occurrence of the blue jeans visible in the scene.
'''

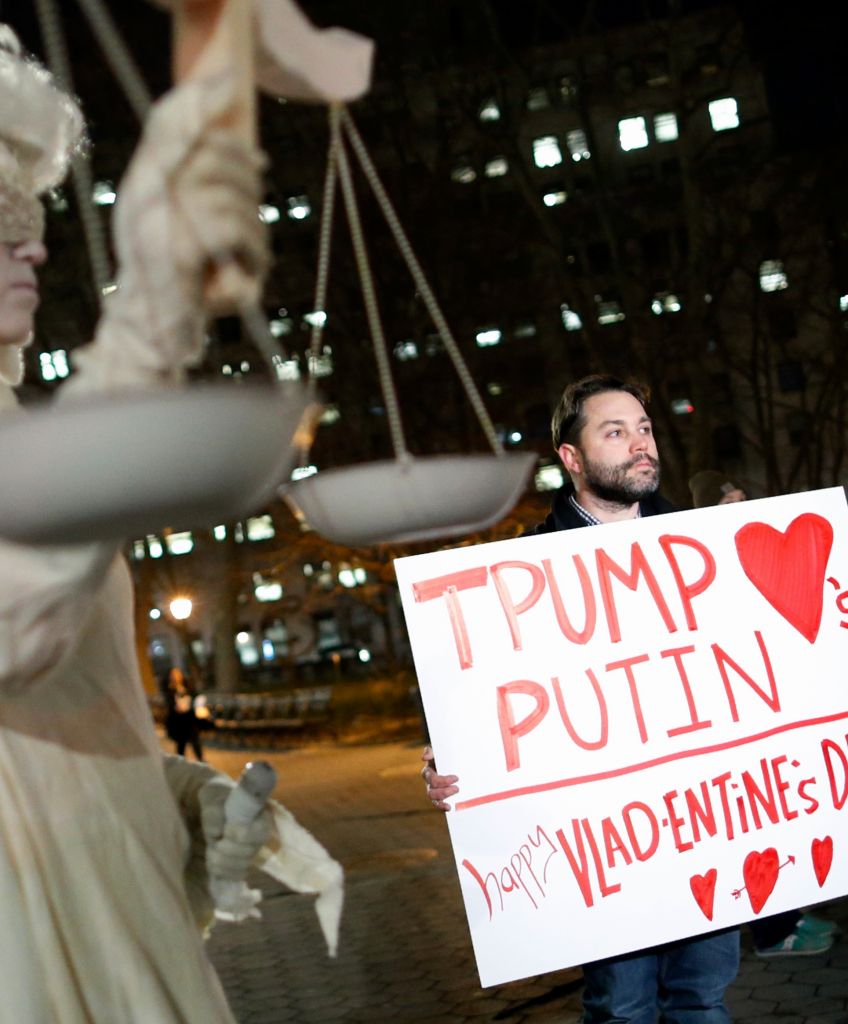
[581,929,740,1023]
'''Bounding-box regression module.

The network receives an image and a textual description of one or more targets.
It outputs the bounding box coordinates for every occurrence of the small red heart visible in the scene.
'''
[743,848,779,914]
[812,837,833,887]
[734,514,833,644]
[689,869,717,920]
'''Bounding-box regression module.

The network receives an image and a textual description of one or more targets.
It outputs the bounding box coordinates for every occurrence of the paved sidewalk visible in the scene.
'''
[202,742,848,1023]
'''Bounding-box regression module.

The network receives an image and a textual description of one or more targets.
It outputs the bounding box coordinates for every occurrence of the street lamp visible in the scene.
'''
[169,596,193,621]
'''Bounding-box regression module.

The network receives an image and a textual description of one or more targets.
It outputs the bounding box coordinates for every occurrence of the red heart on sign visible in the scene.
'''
[812,836,833,887]
[743,848,779,914]
[734,514,833,643]
[689,869,717,920]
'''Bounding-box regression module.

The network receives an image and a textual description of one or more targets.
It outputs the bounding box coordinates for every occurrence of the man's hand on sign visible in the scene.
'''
[421,745,459,812]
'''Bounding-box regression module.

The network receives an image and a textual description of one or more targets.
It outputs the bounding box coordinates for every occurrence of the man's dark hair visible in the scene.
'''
[551,374,650,449]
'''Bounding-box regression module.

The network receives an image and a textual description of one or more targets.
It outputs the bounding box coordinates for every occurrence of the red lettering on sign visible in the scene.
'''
[412,567,488,670]
[606,654,651,743]
[596,542,679,643]
[551,671,609,751]
[497,679,550,772]
[661,645,713,737]
[543,555,597,644]
[490,561,545,653]
[658,534,717,631]
[712,630,780,722]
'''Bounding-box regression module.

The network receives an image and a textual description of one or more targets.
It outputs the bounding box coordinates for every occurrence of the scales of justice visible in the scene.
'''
[0,0,536,549]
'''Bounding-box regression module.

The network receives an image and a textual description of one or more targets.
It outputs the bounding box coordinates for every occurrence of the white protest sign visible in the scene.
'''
[394,488,848,987]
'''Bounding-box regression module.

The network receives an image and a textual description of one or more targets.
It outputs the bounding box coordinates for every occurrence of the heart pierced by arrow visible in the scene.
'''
[734,514,833,644]
[732,848,795,914]
[689,869,717,920]
[812,837,833,887]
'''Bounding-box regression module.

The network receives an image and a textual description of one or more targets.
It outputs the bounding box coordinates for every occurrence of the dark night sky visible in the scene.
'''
[1,0,845,152]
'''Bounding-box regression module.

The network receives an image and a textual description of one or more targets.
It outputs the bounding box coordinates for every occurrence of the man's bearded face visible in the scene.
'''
[580,449,661,505]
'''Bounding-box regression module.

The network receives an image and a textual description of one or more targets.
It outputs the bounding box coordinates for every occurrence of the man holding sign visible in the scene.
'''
[423,375,740,1023]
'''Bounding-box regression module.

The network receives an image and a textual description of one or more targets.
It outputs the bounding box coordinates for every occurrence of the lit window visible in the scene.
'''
[269,317,293,337]
[147,535,164,558]
[255,579,283,602]
[514,322,537,339]
[39,349,70,382]
[235,631,259,667]
[507,430,523,444]
[358,648,371,663]
[320,404,341,425]
[246,515,275,541]
[487,382,503,396]
[307,346,333,377]
[393,339,418,361]
[839,294,848,312]
[222,364,233,376]
[101,282,117,296]
[213,525,227,541]
[337,565,366,588]
[291,465,318,481]
[286,194,311,220]
[654,112,679,142]
[708,98,739,132]
[484,156,508,178]
[451,165,477,184]
[259,203,281,224]
[543,188,568,207]
[240,360,250,373]
[651,292,682,315]
[304,309,327,328]
[535,464,564,491]
[273,356,301,381]
[92,180,116,206]
[149,608,161,620]
[566,129,591,161]
[131,539,146,560]
[526,86,550,111]
[479,98,500,121]
[672,398,694,415]
[262,638,275,660]
[475,328,502,347]
[424,334,443,356]
[560,304,582,331]
[597,299,625,325]
[559,75,577,99]
[618,116,649,152]
[48,189,69,213]
[759,259,788,293]
[165,531,194,555]
[302,563,314,577]
[234,522,245,543]
[533,136,563,168]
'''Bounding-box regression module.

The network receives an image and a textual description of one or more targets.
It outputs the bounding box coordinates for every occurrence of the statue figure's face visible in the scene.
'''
[0,239,47,348]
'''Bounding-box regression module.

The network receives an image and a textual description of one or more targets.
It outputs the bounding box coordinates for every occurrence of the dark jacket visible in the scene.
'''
[526,481,677,535]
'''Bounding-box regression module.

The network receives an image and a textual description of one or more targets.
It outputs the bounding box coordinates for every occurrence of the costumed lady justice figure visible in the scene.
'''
[0,26,341,1023]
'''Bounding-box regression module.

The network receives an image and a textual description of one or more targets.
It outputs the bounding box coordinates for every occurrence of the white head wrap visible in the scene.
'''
[0,24,84,385]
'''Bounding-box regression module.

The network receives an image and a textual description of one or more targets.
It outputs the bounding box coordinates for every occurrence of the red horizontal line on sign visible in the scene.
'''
[455,708,848,812]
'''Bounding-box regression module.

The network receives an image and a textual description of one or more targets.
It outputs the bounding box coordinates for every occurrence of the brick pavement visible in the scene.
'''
[202,742,848,1023]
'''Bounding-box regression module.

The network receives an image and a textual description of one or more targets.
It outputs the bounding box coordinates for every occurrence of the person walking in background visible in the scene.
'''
[688,470,748,509]
[688,469,838,958]
[163,666,205,761]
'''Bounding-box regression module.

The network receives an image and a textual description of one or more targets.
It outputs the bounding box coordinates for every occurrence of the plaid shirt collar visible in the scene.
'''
[569,493,641,526]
